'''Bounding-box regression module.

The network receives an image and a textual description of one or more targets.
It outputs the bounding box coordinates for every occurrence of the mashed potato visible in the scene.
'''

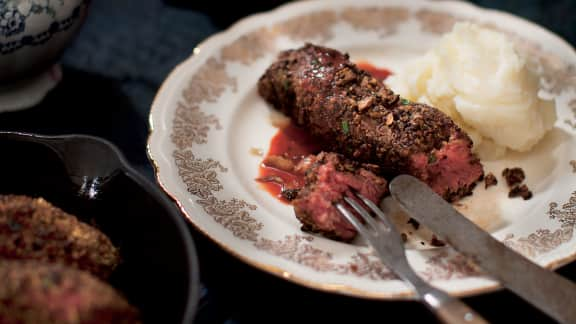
[387,22,557,159]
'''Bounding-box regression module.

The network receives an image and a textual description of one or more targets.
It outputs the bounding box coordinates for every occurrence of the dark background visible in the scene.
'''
[1,0,575,323]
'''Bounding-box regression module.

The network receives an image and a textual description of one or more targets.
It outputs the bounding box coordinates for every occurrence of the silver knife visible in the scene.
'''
[389,174,576,324]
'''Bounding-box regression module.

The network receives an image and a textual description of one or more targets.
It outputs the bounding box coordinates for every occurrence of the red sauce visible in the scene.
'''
[356,61,392,81]
[257,121,321,203]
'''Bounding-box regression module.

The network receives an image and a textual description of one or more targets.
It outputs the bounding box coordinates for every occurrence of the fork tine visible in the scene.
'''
[335,203,373,239]
[343,196,380,231]
[355,192,396,229]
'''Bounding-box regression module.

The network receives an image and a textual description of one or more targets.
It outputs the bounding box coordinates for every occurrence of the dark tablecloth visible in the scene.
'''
[2,0,575,323]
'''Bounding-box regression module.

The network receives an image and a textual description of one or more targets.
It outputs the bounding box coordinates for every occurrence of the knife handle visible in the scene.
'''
[423,290,489,324]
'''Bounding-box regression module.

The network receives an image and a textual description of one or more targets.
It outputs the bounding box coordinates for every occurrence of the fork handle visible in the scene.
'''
[434,299,488,324]
[422,291,489,324]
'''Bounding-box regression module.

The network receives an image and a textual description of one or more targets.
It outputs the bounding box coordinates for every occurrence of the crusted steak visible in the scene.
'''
[292,152,388,241]
[0,260,140,324]
[0,195,120,279]
[258,43,484,201]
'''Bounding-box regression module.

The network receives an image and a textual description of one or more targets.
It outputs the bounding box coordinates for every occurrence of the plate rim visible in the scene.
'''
[147,0,576,299]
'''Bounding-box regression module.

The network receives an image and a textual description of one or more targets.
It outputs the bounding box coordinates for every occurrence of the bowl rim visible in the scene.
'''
[0,0,89,55]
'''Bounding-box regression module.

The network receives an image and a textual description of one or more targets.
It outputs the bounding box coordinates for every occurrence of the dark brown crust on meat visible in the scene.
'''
[258,43,483,201]
[0,260,140,324]
[0,195,120,279]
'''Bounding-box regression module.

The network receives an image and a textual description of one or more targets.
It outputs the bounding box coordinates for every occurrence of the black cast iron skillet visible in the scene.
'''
[0,131,199,324]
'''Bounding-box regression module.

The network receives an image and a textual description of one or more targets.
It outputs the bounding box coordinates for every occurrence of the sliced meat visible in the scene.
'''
[292,152,388,241]
[258,43,484,201]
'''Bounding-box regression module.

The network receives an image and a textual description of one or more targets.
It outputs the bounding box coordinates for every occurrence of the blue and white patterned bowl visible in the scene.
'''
[0,0,89,82]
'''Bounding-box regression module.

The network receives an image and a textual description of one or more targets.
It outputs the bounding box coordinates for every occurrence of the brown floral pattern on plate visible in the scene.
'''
[174,150,227,199]
[221,27,277,65]
[420,249,482,281]
[254,234,396,280]
[415,9,460,35]
[171,102,221,150]
[196,197,261,241]
[340,7,409,36]
[504,191,576,258]
[183,57,237,106]
[273,11,338,42]
[173,150,262,241]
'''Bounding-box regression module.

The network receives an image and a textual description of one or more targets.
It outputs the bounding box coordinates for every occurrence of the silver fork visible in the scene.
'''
[336,193,488,324]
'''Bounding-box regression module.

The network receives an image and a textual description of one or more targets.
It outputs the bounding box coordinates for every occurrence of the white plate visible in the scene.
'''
[148,0,576,299]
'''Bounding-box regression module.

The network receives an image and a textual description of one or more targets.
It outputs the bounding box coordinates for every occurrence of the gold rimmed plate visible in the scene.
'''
[148,0,576,299]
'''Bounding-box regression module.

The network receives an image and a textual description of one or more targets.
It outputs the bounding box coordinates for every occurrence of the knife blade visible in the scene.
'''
[389,174,576,324]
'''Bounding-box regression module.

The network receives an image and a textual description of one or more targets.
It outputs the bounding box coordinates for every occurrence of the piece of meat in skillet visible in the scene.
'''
[0,195,120,279]
[292,152,388,241]
[0,260,140,324]
[258,43,484,201]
